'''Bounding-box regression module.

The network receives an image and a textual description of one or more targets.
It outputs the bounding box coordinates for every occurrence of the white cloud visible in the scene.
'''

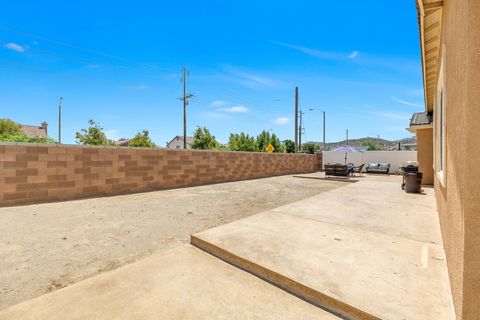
[218,105,248,113]
[271,40,339,59]
[211,100,229,107]
[126,84,150,90]
[271,40,356,60]
[392,96,424,108]
[221,64,282,89]
[273,117,290,125]
[3,43,26,52]
[348,51,359,59]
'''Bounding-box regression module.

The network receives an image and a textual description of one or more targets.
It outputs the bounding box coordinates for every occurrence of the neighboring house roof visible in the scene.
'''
[20,123,48,138]
[114,138,131,146]
[166,135,193,146]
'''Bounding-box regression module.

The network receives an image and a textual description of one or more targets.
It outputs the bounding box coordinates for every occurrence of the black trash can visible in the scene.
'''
[405,172,423,193]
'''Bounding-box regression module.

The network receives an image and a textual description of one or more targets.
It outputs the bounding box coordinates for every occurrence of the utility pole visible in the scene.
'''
[178,68,194,149]
[299,110,304,151]
[58,97,63,144]
[322,111,326,149]
[294,87,299,152]
[308,108,326,150]
[346,129,349,145]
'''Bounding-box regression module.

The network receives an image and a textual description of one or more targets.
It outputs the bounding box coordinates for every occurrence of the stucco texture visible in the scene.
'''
[416,128,434,185]
[434,0,480,318]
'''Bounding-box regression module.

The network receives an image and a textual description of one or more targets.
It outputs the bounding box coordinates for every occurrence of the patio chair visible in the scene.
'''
[346,163,355,175]
[352,164,365,176]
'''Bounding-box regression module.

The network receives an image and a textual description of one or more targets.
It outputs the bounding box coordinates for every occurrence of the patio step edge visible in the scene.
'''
[190,234,380,320]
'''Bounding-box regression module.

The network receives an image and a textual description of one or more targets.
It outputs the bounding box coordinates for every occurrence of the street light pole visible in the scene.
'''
[308,108,326,150]
[58,97,63,144]
[322,110,326,149]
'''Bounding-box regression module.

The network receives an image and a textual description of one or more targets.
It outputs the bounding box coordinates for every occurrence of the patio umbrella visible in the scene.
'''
[332,145,361,164]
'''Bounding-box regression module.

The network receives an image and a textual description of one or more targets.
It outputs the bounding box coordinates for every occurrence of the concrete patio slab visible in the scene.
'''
[279,176,442,244]
[192,176,455,320]
[0,245,339,320]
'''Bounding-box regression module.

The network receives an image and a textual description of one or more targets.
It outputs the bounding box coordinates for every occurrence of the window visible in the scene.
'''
[176,145,180,149]
[435,49,446,186]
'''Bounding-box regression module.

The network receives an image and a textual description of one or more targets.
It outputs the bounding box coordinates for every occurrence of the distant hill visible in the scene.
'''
[305,137,417,151]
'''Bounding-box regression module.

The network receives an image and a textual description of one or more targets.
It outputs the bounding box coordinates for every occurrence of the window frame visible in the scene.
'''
[435,48,446,187]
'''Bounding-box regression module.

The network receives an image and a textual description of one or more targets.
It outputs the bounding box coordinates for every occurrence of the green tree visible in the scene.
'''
[191,127,219,150]
[283,139,295,153]
[302,143,316,154]
[0,118,56,143]
[75,119,114,146]
[228,132,258,152]
[0,118,23,136]
[128,130,156,148]
[361,140,381,151]
[256,130,283,153]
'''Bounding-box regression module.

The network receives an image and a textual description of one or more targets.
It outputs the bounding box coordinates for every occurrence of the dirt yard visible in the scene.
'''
[0,175,344,310]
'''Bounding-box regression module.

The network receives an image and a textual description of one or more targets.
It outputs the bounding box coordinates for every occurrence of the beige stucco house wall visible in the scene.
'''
[416,128,433,185]
[416,0,480,319]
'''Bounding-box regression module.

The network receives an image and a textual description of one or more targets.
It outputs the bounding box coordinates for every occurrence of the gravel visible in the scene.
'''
[0,175,343,310]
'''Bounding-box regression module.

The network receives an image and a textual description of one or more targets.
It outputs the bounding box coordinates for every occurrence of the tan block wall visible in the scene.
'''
[434,0,480,318]
[416,129,433,185]
[0,143,322,206]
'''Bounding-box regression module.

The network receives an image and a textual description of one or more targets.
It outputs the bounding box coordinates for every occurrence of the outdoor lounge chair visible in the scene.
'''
[352,164,365,176]
[365,163,390,174]
[324,164,350,178]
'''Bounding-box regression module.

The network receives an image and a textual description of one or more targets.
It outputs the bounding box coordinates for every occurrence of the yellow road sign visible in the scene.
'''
[266,143,275,153]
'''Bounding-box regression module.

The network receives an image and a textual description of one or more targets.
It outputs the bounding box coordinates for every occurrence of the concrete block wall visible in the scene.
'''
[0,143,321,206]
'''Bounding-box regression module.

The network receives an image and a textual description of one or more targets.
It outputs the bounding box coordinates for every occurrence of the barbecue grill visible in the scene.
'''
[400,161,422,192]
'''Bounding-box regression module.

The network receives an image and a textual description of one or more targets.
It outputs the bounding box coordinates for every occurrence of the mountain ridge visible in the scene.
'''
[305,137,416,151]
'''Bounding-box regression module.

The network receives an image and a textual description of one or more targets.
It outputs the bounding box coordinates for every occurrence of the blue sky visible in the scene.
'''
[0,1,424,145]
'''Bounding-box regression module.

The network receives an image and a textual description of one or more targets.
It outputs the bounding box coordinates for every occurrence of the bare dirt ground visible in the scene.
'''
[0,175,344,310]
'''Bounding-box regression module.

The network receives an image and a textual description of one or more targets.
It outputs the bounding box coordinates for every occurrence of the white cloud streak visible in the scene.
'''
[218,105,249,113]
[210,100,229,107]
[273,117,290,125]
[3,43,26,52]
[271,40,356,60]
[348,51,359,59]
[126,84,150,90]
[392,96,424,108]
[221,64,283,89]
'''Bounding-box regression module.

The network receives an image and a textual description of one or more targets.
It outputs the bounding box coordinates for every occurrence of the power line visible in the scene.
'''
[0,25,158,69]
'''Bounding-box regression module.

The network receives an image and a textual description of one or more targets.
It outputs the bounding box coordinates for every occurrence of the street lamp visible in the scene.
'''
[308,108,326,150]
